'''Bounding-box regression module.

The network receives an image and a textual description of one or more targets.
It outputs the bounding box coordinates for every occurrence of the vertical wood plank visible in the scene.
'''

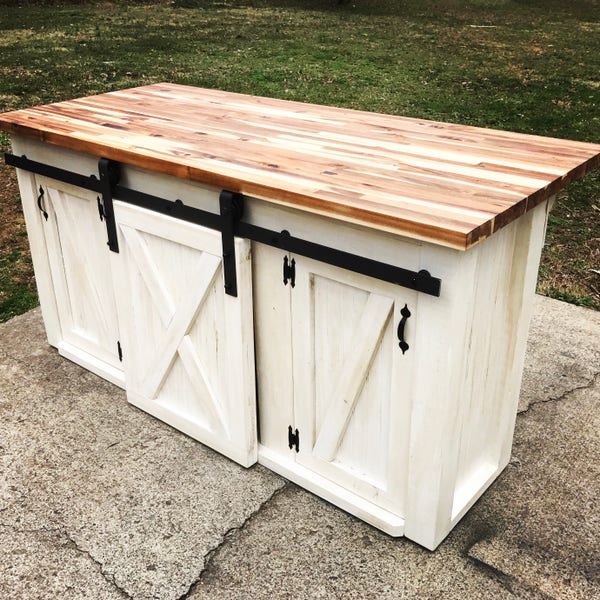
[497,200,551,464]
[253,243,295,455]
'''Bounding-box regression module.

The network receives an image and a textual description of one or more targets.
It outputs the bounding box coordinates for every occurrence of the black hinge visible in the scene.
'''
[288,426,299,452]
[117,341,123,362]
[283,255,296,287]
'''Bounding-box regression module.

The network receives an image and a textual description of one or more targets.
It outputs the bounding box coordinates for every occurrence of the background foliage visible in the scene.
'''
[0,0,598,321]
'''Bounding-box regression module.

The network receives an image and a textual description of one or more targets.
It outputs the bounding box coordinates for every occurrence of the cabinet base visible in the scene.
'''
[258,444,405,537]
[57,341,125,389]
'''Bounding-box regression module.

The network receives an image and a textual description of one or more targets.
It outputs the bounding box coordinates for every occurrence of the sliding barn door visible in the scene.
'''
[112,201,257,467]
[33,176,124,386]
[290,256,417,515]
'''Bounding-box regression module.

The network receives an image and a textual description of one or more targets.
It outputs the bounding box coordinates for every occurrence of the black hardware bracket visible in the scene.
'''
[5,153,103,193]
[4,153,442,297]
[236,221,440,296]
[288,426,300,452]
[283,253,296,287]
[98,158,121,253]
[219,190,244,297]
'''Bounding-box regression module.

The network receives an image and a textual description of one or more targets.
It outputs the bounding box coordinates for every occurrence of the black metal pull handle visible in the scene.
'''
[397,303,411,354]
[37,185,48,221]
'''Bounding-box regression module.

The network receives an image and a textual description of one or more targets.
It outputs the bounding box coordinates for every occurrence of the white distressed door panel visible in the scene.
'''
[252,243,295,456]
[290,256,417,516]
[112,201,257,467]
[34,176,124,386]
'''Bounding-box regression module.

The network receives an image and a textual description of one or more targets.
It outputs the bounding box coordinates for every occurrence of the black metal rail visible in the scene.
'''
[5,152,442,297]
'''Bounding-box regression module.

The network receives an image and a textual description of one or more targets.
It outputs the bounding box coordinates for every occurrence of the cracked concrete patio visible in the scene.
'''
[0,295,599,600]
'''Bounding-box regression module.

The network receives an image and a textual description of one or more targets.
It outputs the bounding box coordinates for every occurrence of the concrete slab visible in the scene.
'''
[0,527,125,600]
[1,296,599,599]
[519,295,600,412]
[0,309,285,599]
[189,484,514,599]
[466,379,600,600]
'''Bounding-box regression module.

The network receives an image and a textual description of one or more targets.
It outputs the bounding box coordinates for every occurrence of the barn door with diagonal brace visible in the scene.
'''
[112,201,257,467]
[32,176,124,387]
[290,255,417,516]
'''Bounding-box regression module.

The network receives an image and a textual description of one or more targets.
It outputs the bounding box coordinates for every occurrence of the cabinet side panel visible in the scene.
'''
[450,218,518,521]
[497,201,550,463]
[451,201,549,523]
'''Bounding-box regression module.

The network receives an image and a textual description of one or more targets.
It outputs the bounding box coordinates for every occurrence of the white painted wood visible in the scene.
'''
[57,340,125,388]
[11,147,124,386]
[256,250,417,517]
[497,201,551,465]
[311,292,395,462]
[252,243,295,456]
[245,195,423,268]
[403,201,551,550]
[404,243,479,550]
[42,184,121,364]
[10,133,557,550]
[450,461,499,525]
[13,165,62,348]
[258,444,405,536]
[112,201,257,467]
[450,201,550,526]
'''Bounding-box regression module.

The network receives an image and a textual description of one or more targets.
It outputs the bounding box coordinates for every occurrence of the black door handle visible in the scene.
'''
[397,303,411,354]
[37,186,48,221]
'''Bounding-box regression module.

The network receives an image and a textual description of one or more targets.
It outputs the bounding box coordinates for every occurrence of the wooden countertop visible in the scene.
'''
[1,83,599,249]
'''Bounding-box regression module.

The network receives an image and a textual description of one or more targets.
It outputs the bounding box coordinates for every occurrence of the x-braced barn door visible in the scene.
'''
[112,201,257,467]
[290,256,417,516]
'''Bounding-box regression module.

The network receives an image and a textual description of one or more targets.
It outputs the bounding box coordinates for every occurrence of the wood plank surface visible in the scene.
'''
[1,83,598,249]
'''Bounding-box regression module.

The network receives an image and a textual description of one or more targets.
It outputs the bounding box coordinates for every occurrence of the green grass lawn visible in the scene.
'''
[0,0,599,320]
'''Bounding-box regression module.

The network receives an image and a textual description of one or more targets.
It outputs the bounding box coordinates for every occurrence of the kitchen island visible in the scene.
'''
[1,83,598,549]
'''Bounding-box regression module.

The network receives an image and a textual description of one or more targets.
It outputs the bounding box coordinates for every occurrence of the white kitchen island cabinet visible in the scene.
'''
[2,84,599,550]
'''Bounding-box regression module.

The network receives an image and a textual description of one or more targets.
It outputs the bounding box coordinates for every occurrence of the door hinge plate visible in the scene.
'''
[283,255,296,287]
[288,426,299,452]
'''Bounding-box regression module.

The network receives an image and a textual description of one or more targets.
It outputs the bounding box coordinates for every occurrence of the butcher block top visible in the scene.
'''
[1,83,599,249]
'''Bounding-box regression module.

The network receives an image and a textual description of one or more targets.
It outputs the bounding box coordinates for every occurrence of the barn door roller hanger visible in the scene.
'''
[5,153,442,298]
